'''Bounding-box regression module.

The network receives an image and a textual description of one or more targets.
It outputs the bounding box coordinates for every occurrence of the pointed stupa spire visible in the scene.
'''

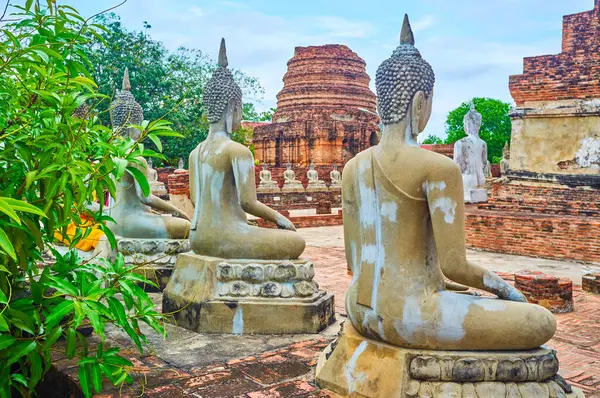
[400,14,415,46]
[122,67,131,91]
[218,38,228,68]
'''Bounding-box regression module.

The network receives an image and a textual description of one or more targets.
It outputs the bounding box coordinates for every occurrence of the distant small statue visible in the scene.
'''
[329,162,342,189]
[453,103,489,203]
[258,162,279,190]
[178,158,185,171]
[501,142,510,175]
[306,162,327,189]
[282,162,304,191]
[147,158,168,198]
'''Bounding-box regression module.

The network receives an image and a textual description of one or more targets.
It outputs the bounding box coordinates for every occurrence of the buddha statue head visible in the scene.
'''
[464,103,483,137]
[204,38,243,134]
[310,162,315,170]
[112,67,144,140]
[148,158,153,169]
[262,162,268,170]
[333,162,338,171]
[375,15,435,144]
[286,162,292,170]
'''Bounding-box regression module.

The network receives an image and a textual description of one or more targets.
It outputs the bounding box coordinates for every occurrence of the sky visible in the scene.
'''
[57,0,596,138]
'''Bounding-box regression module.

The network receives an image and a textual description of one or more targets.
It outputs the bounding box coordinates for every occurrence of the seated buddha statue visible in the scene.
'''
[329,162,342,189]
[258,162,279,190]
[282,162,303,191]
[342,17,556,351]
[147,158,168,198]
[108,69,191,239]
[501,142,510,175]
[453,104,489,202]
[188,39,305,260]
[306,162,327,189]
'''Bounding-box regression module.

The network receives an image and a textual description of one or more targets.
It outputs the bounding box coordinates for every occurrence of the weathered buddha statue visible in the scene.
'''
[316,16,579,397]
[453,103,489,202]
[329,162,342,189]
[306,162,327,189]
[282,162,304,191]
[108,69,191,239]
[258,162,279,190]
[188,39,305,260]
[341,16,556,352]
[501,141,511,175]
[147,158,168,198]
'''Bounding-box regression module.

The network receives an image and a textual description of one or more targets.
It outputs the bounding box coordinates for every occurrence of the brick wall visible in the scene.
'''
[157,167,175,191]
[509,2,600,105]
[167,170,190,197]
[255,212,343,229]
[420,144,454,158]
[465,206,600,263]
[257,190,341,211]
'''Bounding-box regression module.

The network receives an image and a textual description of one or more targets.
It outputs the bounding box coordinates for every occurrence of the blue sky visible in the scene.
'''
[62,0,594,138]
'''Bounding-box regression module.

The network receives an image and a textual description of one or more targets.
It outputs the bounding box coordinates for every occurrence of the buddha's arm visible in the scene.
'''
[138,189,190,221]
[189,147,198,206]
[427,165,526,302]
[341,164,359,273]
[233,152,296,231]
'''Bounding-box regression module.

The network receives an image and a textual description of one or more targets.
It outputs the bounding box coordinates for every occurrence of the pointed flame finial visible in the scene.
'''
[218,38,228,68]
[122,67,131,91]
[400,14,415,46]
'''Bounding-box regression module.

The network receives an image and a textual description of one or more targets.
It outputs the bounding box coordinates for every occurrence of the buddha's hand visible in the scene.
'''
[276,216,296,231]
[505,287,528,303]
[173,210,191,221]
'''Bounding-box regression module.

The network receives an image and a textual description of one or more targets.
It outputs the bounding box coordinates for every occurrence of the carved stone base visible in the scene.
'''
[465,187,489,203]
[307,183,328,191]
[257,184,280,193]
[162,253,335,334]
[316,323,584,398]
[117,238,191,291]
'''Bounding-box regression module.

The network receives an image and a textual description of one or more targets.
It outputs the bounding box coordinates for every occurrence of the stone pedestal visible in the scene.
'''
[316,323,584,398]
[465,187,488,204]
[515,270,574,313]
[582,273,600,294]
[257,183,280,193]
[162,253,335,334]
[118,238,191,291]
[282,183,305,193]
[307,182,328,190]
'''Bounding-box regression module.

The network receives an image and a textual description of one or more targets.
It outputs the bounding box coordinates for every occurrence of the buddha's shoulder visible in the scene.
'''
[422,150,461,179]
[218,140,253,158]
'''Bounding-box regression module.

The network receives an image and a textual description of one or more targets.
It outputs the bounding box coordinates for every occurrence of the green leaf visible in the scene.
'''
[42,326,63,352]
[0,289,7,304]
[0,315,8,332]
[0,335,16,350]
[78,363,92,398]
[113,157,128,180]
[0,227,16,261]
[0,198,21,225]
[147,134,163,153]
[28,350,43,388]
[45,301,74,330]
[47,276,78,296]
[66,328,76,359]
[3,198,47,218]
[7,340,37,366]
[11,374,28,387]
[91,363,102,393]
[126,166,150,197]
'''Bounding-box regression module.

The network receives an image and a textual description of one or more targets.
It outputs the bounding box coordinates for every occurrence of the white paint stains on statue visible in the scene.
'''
[381,201,398,222]
[344,341,368,394]
[232,305,244,335]
[431,197,457,224]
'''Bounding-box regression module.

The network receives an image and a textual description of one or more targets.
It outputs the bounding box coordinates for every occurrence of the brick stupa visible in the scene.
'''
[465,1,600,264]
[253,45,379,173]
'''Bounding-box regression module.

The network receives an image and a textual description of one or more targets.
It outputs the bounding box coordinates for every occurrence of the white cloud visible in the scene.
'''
[313,16,374,38]
[188,6,204,17]
[412,15,435,32]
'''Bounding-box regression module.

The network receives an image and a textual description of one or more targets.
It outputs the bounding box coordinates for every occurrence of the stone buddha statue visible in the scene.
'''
[188,39,305,260]
[329,162,342,189]
[108,69,191,240]
[501,141,510,175]
[282,162,304,191]
[453,103,489,203]
[258,162,278,191]
[316,16,578,397]
[338,15,556,352]
[147,158,168,198]
[306,162,327,189]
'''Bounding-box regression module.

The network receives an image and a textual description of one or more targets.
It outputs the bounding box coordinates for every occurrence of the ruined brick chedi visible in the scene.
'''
[253,45,380,167]
[508,0,600,179]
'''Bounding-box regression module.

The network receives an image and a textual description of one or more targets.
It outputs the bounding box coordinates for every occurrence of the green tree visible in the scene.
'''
[421,135,444,144]
[243,104,276,122]
[0,3,174,396]
[85,14,264,165]
[444,98,512,163]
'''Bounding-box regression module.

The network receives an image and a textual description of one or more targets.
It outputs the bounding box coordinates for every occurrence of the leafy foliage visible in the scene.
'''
[85,14,265,166]
[421,135,444,145]
[243,104,276,122]
[0,2,173,396]
[444,98,512,163]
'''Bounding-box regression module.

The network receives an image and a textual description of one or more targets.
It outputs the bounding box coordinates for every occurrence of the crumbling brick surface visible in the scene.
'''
[515,270,574,313]
[509,2,600,105]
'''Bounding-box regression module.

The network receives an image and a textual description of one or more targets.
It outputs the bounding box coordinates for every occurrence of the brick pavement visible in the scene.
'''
[47,244,600,397]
